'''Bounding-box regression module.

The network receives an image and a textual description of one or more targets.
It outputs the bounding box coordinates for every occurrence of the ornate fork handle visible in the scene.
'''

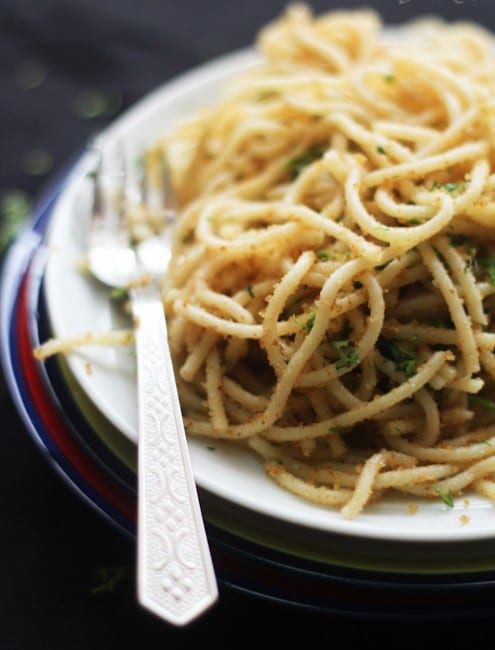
[131,282,218,625]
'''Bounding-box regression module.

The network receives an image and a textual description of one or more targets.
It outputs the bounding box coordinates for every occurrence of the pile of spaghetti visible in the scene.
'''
[161,4,495,519]
[36,4,495,519]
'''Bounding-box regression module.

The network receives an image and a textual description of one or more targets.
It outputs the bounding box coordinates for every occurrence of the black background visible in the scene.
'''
[2,1,495,647]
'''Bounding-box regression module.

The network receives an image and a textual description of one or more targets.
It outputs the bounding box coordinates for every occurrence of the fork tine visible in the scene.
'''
[89,138,128,242]
[130,146,173,273]
[124,147,157,244]
[123,146,145,210]
[125,144,174,242]
[87,138,137,287]
[143,146,176,235]
[88,137,106,228]
[86,136,173,285]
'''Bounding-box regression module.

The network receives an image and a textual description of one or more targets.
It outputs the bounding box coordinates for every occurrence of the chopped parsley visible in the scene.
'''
[316,249,330,261]
[91,565,129,595]
[468,395,495,411]
[377,337,418,378]
[302,309,317,331]
[444,182,464,193]
[73,89,122,120]
[433,487,455,508]
[0,191,32,253]
[246,284,254,298]
[431,181,466,193]
[376,146,387,155]
[285,143,326,178]
[109,287,128,301]
[331,339,360,372]
[478,256,495,286]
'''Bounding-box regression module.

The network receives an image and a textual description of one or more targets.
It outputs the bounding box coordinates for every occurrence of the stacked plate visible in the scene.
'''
[4,48,495,619]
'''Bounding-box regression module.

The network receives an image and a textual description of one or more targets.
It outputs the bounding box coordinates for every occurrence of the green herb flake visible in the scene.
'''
[246,284,254,298]
[376,146,387,155]
[468,395,495,411]
[431,181,466,194]
[463,253,476,279]
[433,487,455,508]
[316,249,330,261]
[445,182,464,193]
[331,339,360,372]
[0,191,32,253]
[377,337,418,378]
[484,260,495,286]
[285,143,326,178]
[384,73,395,83]
[22,149,53,176]
[109,287,128,301]
[91,565,129,595]
[408,218,422,225]
[478,256,495,286]
[73,89,122,120]
[302,309,317,331]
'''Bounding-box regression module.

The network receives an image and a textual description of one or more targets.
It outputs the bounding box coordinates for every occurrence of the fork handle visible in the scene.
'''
[130,283,218,625]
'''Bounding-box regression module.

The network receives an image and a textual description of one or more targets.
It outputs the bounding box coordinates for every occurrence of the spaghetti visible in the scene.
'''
[36,4,495,519]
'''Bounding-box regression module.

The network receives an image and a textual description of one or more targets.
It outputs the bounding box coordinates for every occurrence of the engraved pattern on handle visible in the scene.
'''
[131,284,218,626]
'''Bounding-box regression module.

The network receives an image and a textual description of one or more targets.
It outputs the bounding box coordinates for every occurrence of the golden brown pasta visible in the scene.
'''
[35,4,495,519]
[162,4,495,519]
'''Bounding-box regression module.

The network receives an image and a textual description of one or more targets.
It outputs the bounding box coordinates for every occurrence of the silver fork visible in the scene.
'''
[87,138,218,626]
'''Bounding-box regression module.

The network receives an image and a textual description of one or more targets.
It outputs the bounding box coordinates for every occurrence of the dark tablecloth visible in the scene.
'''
[3,1,495,647]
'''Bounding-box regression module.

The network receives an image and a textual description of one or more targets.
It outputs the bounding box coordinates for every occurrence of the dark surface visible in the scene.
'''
[3,1,495,647]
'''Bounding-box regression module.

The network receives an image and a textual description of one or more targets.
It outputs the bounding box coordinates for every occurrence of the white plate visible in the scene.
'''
[43,47,495,543]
